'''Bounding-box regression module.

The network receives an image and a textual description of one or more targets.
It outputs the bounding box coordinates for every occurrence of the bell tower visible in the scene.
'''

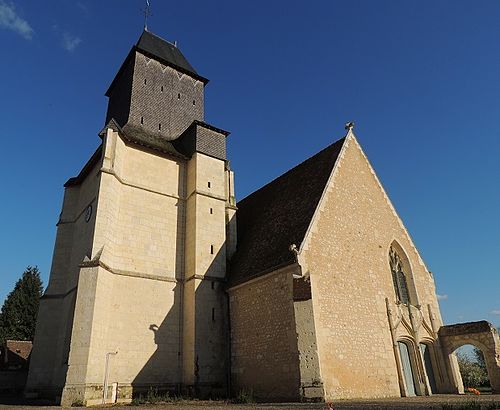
[105,30,208,141]
[26,29,236,405]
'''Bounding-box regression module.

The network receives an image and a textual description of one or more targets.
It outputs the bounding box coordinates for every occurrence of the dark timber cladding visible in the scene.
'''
[229,137,346,287]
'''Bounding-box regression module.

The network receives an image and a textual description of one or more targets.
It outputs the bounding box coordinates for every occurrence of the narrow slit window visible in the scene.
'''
[210,208,213,214]
[158,123,162,130]
[144,78,147,85]
[193,100,196,106]
[140,116,144,125]
[161,86,164,92]
[210,245,214,255]
[208,182,211,188]
[177,93,181,99]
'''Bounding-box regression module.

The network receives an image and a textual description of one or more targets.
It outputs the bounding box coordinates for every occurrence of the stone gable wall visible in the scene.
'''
[300,135,444,399]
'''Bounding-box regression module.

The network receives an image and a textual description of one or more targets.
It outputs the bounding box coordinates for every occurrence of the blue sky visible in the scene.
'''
[0,0,498,328]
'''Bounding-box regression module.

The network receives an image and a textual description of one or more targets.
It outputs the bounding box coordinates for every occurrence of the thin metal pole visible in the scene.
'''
[103,351,118,404]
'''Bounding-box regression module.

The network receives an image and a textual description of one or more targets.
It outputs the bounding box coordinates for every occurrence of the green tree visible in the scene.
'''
[457,351,489,388]
[0,266,43,344]
[473,347,486,369]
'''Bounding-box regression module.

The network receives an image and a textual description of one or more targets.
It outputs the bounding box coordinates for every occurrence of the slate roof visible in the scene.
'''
[66,119,189,187]
[136,30,199,78]
[106,30,208,97]
[65,145,103,187]
[120,123,187,158]
[228,137,346,287]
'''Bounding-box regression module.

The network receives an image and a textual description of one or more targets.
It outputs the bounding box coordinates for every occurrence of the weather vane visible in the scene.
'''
[142,0,152,31]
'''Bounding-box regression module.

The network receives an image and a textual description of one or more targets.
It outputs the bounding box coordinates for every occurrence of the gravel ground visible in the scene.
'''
[0,395,499,410]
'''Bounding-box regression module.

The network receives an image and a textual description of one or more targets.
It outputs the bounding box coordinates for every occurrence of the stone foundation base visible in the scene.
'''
[24,386,62,404]
[31,381,228,406]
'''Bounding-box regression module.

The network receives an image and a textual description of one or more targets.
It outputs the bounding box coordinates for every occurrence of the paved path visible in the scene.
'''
[0,395,499,409]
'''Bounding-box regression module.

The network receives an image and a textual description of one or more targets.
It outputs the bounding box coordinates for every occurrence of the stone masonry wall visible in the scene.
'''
[182,152,229,393]
[60,130,189,405]
[300,134,445,400]
[62,266,182,406]
[229,265,301,400]
[93,130,186,279]
[27,156,102,395]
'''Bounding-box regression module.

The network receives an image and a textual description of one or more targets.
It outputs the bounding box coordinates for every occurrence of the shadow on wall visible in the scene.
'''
[129,242,229,401]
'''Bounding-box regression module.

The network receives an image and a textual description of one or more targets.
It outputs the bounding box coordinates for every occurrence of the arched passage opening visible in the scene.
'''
[438,321,500,394]
[454,344,490,393]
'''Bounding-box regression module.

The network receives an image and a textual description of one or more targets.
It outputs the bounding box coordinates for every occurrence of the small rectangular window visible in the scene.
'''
[208,182,211,188]
[210,245,214,255]
[210,208,213,214]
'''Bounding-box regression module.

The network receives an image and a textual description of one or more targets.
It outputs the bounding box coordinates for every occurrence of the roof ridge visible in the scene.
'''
[238,137,346,205]
[138,29,177,48]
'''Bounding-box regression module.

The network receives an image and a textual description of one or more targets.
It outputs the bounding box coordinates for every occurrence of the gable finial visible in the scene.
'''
[345,121,354,132]
[142,0,152,31]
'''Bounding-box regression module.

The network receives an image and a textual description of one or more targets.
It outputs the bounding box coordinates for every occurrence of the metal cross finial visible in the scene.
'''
[345,121,354,132]
[142,0,152,31]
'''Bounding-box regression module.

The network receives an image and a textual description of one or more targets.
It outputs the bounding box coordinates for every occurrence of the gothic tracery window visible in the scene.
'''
[389,246,410,304]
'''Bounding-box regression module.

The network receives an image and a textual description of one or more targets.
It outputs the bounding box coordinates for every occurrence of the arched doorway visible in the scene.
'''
[398,340,418,396]
[419,342,437,394]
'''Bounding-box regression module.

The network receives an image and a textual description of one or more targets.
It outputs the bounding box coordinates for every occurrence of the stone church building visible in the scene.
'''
[26,30,500,406]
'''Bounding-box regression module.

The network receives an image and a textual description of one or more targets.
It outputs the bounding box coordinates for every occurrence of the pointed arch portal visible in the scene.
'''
[398,341,418,396]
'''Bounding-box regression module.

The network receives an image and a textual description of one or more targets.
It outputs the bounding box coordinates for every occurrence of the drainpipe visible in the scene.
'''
[103,351,118,404]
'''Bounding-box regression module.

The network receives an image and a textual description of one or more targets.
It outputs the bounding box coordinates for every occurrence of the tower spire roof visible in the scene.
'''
[136,30,202,80]
[105,30,208,98]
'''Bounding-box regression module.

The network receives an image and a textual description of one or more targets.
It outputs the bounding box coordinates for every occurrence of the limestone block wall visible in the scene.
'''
[228,265,301,400]
[62,265,182,406]
[94,130,186,279]
[299,134,446,399]
[185,153,227,279]
[27,156,102,395]
[57,129,191,404]
[182,152,229,394]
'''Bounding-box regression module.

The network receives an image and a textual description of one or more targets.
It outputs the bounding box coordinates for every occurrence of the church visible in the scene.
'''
[26,30,500,406]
